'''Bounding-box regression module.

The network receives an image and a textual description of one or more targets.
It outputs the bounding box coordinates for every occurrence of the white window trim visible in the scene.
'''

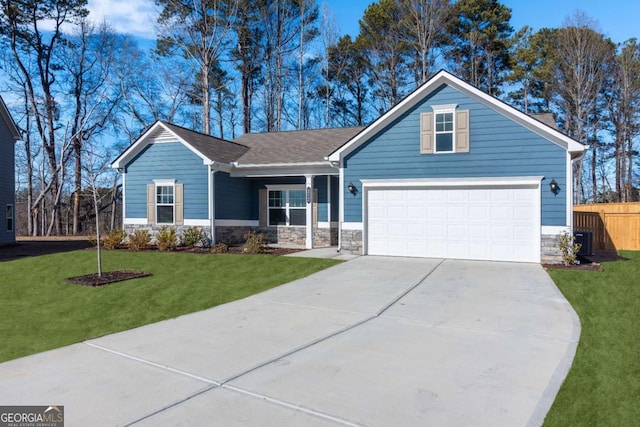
[432,105,457,154]
[267,185,306,227]
[6,204,13,232]
[154,180,176,225]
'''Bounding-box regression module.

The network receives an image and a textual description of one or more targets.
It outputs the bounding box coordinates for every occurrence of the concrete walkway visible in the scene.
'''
[0,257,579,426]
[285,246,359,260]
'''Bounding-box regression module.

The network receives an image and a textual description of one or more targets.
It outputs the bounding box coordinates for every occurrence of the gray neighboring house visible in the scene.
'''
[0,96,20,246]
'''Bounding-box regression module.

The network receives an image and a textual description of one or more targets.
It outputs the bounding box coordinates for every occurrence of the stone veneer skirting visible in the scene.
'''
[217,225,337,248]
[540,233,564,264]
[125,223,337,248]
[340,229,363,254]
[338,228,564,263]
[124,224,212,246]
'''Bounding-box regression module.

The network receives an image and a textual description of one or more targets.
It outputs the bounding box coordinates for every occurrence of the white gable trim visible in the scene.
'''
[0,96,21,141]
[111,121,214,169]
[328,70,586,162]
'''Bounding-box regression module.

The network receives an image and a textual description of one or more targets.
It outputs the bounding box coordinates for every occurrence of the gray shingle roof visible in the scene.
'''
[162,122,249,164]
[529,113,559,130]
[233,127,365,165]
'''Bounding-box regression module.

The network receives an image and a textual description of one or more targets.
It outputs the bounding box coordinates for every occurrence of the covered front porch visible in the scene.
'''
[213,168,339,249]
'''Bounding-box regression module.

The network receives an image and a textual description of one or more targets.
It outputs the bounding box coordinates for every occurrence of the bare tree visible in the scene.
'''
[552,11,615,203]
[114,39,191,139]
[607,39,640,202]
[59,20,121,234]
[400,0,451,86]
[157,0,239,135]
[1,0,89,235]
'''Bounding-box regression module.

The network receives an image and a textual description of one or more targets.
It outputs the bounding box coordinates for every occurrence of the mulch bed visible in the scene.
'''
[543,262,603,271]
[110,245,304,256]
[67,270,152,287]
[64,245,302,286]
[543,254,610,271]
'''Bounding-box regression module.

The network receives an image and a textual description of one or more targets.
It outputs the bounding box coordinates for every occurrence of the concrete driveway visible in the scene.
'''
[0,257,579,426]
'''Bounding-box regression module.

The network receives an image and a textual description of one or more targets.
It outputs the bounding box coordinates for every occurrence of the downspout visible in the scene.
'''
[209,164,217,245]
[119,169,126,228]
[338,162,344,252]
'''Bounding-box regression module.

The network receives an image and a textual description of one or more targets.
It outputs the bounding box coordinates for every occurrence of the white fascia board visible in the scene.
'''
[230,162,338,178]
[0,96,21,141]
[328,70,586,162]
[447,80,587,154]
[111,121,214,169]
[360,176,544,188]
[111,121,163,169]
[160,122,214,166]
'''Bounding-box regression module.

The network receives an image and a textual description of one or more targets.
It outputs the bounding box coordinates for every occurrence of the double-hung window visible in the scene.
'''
[156,184,174,224]
[268,188,306,226]
[420,105,470,154]
[434,106,455,153]
[6,205,13,232]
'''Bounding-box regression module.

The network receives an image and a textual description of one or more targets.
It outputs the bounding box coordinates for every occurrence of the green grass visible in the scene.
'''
[0,250,340,363]
[544,251,640,426]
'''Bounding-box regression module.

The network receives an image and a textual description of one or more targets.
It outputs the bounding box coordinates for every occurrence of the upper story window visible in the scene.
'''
[434,110,455,153]
[156,184,174,224]
[420,105,470,154]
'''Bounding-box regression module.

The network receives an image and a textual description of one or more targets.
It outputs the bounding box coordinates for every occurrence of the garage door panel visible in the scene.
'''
[468,206,490,221]
[447,206,466,220]
[387,222,406,238]
[387,205,406,221]
[407,205,426,220]
[447,191,467,203]
[366,185,539,262]
[428,205,447,220]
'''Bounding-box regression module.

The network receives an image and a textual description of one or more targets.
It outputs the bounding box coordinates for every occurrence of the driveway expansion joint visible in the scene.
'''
[84,341,220,386]
[124,384,219,427]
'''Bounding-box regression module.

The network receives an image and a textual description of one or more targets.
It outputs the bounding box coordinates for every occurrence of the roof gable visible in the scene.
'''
[0,96,21,141]
[111,121,248,170]
[328,70,586,162]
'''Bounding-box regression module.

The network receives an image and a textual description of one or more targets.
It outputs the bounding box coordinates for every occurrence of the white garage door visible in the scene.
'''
[366,184,540,262]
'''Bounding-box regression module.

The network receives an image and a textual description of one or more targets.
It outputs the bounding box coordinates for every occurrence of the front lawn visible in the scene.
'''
[544,251,640,426]
[0,250,339,363]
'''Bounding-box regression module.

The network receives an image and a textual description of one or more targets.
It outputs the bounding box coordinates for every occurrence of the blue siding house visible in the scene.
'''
[113,71,585,263]
[0,96,20,246]
[112,122,356,249]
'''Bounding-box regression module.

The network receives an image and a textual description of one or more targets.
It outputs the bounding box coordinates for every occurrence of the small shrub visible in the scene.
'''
[102,228,126,249]
[242,231,266,254]
[128,229,151,251]
[86,232,98,246]
[559,231,581,266]
[182,226,205,247]
[211,242,229,254]
[156,226,178,251]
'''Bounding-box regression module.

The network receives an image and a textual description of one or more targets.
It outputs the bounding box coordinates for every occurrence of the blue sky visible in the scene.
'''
[325,0,640,44]
[85,0,639,43]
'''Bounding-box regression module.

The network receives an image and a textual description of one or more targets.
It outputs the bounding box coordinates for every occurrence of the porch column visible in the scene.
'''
[305,174,314,249]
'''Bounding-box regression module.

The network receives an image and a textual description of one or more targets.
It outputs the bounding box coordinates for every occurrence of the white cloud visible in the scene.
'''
[87,0,159,40]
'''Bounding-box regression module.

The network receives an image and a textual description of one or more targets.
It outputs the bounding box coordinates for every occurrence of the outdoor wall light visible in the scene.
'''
[347,182,357,195]
[549,179,559,195]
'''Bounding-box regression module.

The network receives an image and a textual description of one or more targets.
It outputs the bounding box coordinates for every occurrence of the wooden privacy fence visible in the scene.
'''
[573,202,640,251]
